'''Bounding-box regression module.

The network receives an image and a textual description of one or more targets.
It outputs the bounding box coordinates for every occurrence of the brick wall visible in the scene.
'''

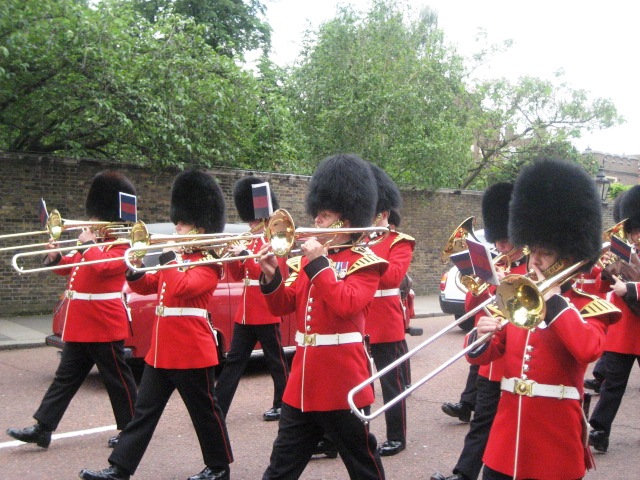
[0,154,613,315]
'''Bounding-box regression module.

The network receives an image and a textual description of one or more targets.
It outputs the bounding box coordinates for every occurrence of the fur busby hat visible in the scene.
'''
[305,154,378,228]
[612,190,626,224]
[369,163,402,215]
[482,182,513,243]
[509,159,602,270]
[85,170,136,222]
[620,185,640,232]
[170,170,226,234]
[233,176,279,222]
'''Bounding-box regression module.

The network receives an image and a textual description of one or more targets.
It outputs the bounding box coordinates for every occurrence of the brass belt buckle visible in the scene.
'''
[514,379,534,397]
[65,290,75,299]
[156,306,165,316]
[243,278,251,286]
[303,333,317,346]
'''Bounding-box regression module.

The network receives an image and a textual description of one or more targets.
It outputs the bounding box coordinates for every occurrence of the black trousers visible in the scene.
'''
[34,341,136,431]
[589,351,640,435]
[262,403,385,480]
[460,363,480,408]
[591,352,607,380]
[109,365,233,474]
[371,341,408,443]
[454,377,501,480]
[215,322,289,415]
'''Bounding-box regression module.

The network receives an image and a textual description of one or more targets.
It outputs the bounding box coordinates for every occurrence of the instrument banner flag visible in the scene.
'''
[450,250,474,276]
[119,192,137,222]
[39,198,49,229]
[252,182,273,219]
[467,238,499,285]
[611,234,633,263]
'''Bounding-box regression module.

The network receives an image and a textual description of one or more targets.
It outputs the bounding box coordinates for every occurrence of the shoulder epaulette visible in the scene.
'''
[285,271,299,287]
[391,232,415,247]
[579,297,621,319]
[347,246,388,275]
[286,255,302,273]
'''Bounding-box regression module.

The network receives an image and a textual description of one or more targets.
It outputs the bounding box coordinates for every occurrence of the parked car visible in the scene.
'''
[47,223,420,368]
[438,229,494,332]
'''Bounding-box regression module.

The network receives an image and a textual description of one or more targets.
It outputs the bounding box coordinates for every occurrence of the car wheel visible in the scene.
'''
[457,315,475,332]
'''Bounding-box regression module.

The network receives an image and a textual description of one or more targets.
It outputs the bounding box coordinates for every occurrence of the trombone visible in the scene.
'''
[0,209,134,253]
[11,221,148,274]
[347,256,595,422]
[124,209,390,272]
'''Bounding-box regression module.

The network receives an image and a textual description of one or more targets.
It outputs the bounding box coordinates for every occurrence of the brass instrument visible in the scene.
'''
[11,221,148,274]
[441,216,478,263]
[0,209,135,253]
[347,257,590,422]
[458,253,512,296]
[124,209,390,272]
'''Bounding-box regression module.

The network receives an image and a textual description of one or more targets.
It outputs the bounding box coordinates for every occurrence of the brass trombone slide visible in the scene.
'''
[11,222,149,274]
[348,256,592,422]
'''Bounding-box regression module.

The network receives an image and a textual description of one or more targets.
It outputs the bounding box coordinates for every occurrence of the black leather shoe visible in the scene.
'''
[6,423,52,448]
[589,429,609,453]
[263,407,281,421]
[584,377,602,394]
[430,473,467,480]
[313,439,338,458]
[187,466,230,480]
[441,402,473,422]
[107,433,120,448]
[78,465,130,480]
[378,440,405,457]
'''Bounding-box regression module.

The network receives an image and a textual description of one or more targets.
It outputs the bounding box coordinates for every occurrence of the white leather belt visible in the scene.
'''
[155,306,209,318]
[243,279,260,286]
[501,377,580,400]
[295,331,362,346]
[374,288,400,297]
[66,290,123,301]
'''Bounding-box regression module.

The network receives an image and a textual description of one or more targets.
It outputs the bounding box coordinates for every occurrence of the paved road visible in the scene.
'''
[1,314,638,479]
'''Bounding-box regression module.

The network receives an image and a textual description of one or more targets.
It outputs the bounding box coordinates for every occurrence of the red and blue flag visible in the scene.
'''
[467,238,499,285]
[39,198,49,229]
[251,182,273,219]
[119,192,137,222]
[450,250,474,276]
[610,235,633,264]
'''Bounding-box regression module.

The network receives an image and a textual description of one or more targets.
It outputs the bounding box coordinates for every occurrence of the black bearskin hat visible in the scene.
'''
[388,209,402,228]
[620,185,640,233]
[305,154,377,228]
[369,163,402,215]
[482,182,513,243]
[612,190,626,224]
[170,170,226,234]
[85,170,136,222]
[509,159,602,270]
[233,176,279,222]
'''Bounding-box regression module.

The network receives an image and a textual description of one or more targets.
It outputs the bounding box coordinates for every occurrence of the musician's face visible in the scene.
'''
[629,228,640,245]
[175,222,198,235]
[494,239,515,255]
[528,246,560,272]
[314,210,343,228]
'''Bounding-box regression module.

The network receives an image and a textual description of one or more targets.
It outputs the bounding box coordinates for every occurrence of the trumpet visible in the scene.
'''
[124,209,390,272]
[0,209,135,253]
[11,221,149,274]
[347,256,590,422]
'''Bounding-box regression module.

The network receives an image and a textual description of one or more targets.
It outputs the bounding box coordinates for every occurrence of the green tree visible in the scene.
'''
[128,0,271,58]
[285,0,475,187]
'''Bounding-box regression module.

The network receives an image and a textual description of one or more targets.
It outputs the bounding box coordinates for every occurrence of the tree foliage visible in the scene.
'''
[284,0,476,187]
[128,0,271,58]
[0,0,294,169]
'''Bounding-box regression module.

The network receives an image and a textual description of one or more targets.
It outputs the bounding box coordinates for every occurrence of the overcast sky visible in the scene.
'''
[264,0,639,156]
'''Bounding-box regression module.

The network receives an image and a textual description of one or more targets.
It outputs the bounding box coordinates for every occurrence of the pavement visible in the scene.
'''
[0,294,445,350]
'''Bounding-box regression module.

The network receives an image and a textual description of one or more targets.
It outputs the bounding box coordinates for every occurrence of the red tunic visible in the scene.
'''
[468,288,619,479]
[464,259,529,382]
[54,241,131,342]
[127,251,220,369]
[227,236,288,325]
[365,231,415,344]
[263,246,387,411]
[603,285,640,355]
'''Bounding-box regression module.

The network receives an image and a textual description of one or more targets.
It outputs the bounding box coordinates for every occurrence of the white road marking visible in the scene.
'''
[0,424,116,449]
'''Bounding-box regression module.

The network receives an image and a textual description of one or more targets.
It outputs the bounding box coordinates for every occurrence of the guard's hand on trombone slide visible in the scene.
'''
[78,227,97,245]
[299,237,325,262]
[258,244,278,283]
[475,315,504,341]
